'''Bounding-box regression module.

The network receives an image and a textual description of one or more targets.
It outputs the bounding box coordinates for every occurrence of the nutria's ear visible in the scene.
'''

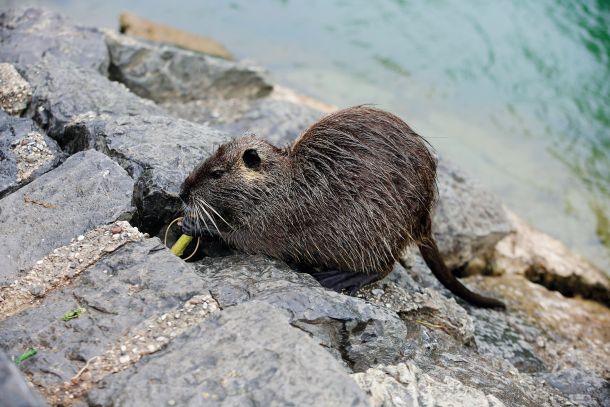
[243,149,261,170]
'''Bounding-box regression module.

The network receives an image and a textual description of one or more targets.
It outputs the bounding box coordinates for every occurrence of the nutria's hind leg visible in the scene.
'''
[308,269,383,295]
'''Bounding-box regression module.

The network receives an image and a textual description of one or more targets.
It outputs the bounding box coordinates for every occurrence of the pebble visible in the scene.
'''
[77,235,85,241]
[36,260,43,265]
[119,355,130,364]
[371,288,384,297]
[111,225,123,234]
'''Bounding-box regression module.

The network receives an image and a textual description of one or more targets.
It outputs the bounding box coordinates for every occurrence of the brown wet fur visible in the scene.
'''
[181,106,505,308]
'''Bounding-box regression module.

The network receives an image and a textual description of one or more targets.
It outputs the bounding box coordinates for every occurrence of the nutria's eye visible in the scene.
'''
[210,169,225,179]
[243,149,261,170]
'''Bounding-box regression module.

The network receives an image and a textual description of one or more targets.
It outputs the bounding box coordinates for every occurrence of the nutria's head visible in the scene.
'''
[180,135,289,236]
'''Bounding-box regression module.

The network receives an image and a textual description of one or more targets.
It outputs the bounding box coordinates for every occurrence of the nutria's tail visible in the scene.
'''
[418,238,506,309]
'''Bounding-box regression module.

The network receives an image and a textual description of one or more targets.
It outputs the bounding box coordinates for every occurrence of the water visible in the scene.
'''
[4,0,609,272]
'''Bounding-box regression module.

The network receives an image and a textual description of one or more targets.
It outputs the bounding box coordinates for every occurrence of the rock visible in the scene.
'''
[430,159,513,270]
[194,255,410,372]
[21,56,163,140]
[353,362,507,407]
[357,264,476,346]
[352,360,571,407]
[119,11,233,60]
[465,273,610,406]
[105,30,272,103]
[0,238,218,406]
[491,209,610,305]
[540,368,610,407]
[0,63,32,115]
[88,302,369,407]
[165,97,323,146]
[0,111,61,197]
[64,114,228,234]
[0,8,109,73]
[0,350,47,407]
[0,150,134,285]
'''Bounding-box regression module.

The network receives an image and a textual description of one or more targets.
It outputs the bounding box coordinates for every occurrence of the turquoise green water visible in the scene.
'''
[5,0,610,272]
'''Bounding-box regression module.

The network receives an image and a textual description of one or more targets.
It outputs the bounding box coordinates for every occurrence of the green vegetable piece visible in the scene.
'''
[15,348,37,365]
[61,307,85,321]
[171,234,193,257]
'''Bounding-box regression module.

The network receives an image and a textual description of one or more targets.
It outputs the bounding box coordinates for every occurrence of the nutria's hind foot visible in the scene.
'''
[308,269,382,295]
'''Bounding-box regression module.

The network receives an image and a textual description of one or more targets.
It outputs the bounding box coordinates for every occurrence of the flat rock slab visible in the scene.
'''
[0,150,134,285]
[65,114,229,234]
[19,56,163,140]
[195,255,411,372]
[88,302,369,407]
[105,30,272,102]
[0,111,61,198]
[165,97,324,146]
[0,238,217,405]
[0,8,109,73]
[0,62,32,115]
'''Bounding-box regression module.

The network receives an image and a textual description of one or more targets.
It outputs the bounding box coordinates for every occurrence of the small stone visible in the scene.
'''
[156,336,167,342]
[112,234,121,240]
[120,345,127,352]
[119,355,130,364]
[111,225,123,234]
[36,260,44,265]
[29,285,44,297]
[168,400,176,406]
[147,344,156,352]
[77,235,85,241]
[371,288,384,297]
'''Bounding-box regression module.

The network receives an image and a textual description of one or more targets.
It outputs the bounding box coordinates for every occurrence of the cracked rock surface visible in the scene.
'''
[0,150,134,285]
[0,111,61,197]
[1,7,609,407]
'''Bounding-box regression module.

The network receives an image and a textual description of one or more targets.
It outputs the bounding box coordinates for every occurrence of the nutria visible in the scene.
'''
[180,106,505,308]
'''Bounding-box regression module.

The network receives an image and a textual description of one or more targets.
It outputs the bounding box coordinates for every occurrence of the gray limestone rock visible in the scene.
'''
[0,111,61,198]
[0,238,212,397]
[0,63,32,115]
[64,114,229,234]
[21,56,163,140]
[164,97,323,146]
[0,150,134,285]
[88,302,369,407]
[541,368,609,407]
[0,8,109,74]
[0,350,47,407]
[433,159,513,269]
[105,30,273,103]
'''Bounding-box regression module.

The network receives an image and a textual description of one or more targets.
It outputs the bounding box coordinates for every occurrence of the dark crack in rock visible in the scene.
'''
[0,8,109,74]
[0,111,61,198]
[0,150,134,285]
[88,302,369,407]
